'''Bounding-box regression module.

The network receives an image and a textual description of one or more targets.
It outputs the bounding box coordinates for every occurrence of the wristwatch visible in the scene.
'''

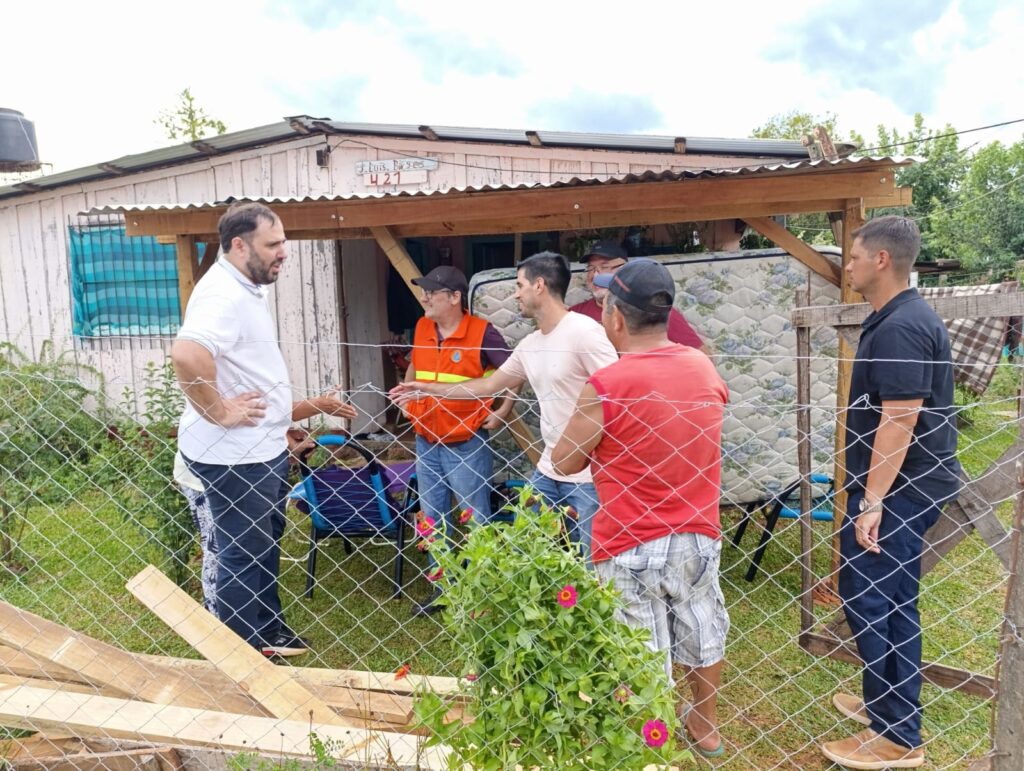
[859,497,882,514]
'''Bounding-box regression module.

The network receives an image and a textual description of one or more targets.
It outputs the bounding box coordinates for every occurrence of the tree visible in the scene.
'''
[155,88,227,142]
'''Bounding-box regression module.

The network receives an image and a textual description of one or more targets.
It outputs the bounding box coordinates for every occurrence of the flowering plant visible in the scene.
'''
[414,486,686,769]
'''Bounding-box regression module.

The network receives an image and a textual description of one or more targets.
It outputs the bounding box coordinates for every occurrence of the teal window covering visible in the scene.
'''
[68,225,205,337]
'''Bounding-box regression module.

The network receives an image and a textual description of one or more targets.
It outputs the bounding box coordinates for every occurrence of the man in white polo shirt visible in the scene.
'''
[171,202,355,656]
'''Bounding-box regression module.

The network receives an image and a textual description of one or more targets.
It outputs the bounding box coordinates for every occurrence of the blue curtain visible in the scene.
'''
[68,226,205,337]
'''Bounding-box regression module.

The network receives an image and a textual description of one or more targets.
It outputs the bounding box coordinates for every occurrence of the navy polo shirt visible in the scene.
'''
[845,288,961,505]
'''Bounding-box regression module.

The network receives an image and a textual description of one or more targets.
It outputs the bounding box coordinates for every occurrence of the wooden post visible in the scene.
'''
[174,235,200,318]
[991,462,1024,769]
[513,232,523,265]
[796,287,815,635]
[826,198,865,599]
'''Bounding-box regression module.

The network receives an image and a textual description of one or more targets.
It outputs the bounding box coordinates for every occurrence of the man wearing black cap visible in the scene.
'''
[402,265,514,616]
[571,239,704,350]
[552,258,730,758]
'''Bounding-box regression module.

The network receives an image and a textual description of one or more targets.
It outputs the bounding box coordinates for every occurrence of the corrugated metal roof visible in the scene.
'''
[1,115,857,202]
[86,156,912,215]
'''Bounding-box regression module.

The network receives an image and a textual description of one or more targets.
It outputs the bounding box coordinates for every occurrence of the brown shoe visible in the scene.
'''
[833,692,871,726]
[821,729,924,769]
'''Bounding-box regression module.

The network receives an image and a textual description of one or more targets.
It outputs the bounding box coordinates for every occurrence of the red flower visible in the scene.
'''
[463,672,478,682]
[565,506,578,521]
[458,507,474,525]
[394,664,410,680]
[642,719,668,748]
[415,514,437,539]
[426,567,444,583]
[415,537,435,552]
[557,584,578,609]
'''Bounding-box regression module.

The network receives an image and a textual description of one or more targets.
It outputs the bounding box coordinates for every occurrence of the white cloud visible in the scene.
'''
[3,0,1021,173]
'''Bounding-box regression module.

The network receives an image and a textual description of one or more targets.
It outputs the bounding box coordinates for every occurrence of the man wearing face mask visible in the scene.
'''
[570,240,704,350]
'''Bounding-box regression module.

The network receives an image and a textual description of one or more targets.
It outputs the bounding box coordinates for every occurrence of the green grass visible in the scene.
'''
[1,361,1020,769]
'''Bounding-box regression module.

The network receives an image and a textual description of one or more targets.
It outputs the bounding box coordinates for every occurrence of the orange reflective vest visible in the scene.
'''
[407,313,495,444]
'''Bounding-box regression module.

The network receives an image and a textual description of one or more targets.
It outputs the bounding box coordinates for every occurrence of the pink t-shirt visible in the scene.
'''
[588,344,728,562]
[570,298,704,349]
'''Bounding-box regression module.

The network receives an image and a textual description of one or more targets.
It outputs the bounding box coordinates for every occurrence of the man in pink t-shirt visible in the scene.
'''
[552,258,729,758]
[570,240,704,350]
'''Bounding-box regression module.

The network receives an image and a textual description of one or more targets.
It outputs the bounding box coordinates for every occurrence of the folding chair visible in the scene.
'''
[293,435,417,600]
[732,473,835,581]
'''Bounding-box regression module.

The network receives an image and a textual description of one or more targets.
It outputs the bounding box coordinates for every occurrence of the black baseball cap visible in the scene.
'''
[412,265,469,296]
[593,258,674,313]
[582,239,627,263]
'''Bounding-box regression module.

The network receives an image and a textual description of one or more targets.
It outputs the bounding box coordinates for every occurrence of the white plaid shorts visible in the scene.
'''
[596,532,729,673]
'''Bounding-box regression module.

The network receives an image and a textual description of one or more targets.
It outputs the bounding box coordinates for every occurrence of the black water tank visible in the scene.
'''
[0,108,41,172]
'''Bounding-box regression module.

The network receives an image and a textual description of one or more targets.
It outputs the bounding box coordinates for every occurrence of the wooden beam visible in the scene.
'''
[125,565,354,728]
[800,632,995,698]
[865,186,912,209]
[0,686,447,768]
[673,137,687,154]
[370,226,423,299]
[525,131,543,147]
[0,601,262,716]
[123,166,902,237]
[742,217,841,286]
[418,125,439,141]
[7,746,183,771]
[792,291,1024,327]
[174,235,200,318]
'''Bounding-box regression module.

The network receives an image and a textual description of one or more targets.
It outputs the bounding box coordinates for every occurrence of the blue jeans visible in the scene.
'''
[415,431,494,571]
[185,452,290,648]
[529,471,599,562]
[839,490,945,749]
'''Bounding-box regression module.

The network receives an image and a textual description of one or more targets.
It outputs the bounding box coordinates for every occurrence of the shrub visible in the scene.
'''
[414,487,687,770]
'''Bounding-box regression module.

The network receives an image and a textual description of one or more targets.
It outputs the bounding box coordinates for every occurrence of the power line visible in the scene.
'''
[857,117,1024,155]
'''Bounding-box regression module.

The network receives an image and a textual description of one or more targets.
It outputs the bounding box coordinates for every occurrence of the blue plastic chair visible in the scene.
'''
[731,474,835,581]
[293,435,416,600]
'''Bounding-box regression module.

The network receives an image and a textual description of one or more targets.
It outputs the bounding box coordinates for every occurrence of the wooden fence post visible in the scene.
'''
[991,460,1024,769]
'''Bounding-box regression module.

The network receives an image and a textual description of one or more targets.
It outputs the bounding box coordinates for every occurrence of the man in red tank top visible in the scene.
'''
[552,258,729,758]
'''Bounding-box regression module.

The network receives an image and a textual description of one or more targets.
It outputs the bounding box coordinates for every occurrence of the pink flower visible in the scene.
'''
[613,684,633,704]
[394,664,410,680]
[415,514,436,539]
[463,672,478,682]
[426,567,444,583]
[565,506,578,521]
[415,537,435,552]
[642,719,668,748]
[458,507,474,525]
[557,584,578,609]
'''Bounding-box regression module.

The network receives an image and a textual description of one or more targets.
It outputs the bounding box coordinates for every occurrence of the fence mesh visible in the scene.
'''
[0,335,1019,770]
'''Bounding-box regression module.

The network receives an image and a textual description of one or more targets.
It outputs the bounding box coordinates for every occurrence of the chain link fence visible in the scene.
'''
[0,333,1021,769]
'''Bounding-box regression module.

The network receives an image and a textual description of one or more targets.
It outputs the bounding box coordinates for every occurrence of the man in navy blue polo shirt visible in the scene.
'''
[821,216,960,769]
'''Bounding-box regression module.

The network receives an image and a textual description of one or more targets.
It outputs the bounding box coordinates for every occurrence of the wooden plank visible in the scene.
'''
[130,650,461,696]
[0,601,263,716]
[124,166,901,237]
[124,565,355,728]
[175,235,199,318]
[796,296,815,635]
[865,187,913,209]
[0,686,447,768]
[992,461,1024,770]
[9,745,182,771]
[800,632,995,698]
[370,225,421,298]
[743,216,841,286]
[792,291,1024,328]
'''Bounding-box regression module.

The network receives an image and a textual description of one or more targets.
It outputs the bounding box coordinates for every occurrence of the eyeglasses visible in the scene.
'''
[585,261,627,275]
[422,288,454,300]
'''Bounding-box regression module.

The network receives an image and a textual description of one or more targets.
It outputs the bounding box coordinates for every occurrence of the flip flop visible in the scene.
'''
[682,706,726,758]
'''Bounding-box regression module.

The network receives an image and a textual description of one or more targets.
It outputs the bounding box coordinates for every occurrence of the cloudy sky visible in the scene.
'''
[4,0,1023,173]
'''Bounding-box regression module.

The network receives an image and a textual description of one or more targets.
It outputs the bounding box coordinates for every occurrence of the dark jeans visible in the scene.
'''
[185,451,290,648]
[839,490,944,749]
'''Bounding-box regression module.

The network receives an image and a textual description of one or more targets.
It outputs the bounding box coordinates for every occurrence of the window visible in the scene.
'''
[68,216,206,338]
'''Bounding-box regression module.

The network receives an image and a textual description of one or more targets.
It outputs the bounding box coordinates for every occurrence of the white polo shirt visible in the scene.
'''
[176,259,292,465]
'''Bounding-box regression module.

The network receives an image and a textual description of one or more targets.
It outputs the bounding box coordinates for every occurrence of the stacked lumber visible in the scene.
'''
[0,565,462,770]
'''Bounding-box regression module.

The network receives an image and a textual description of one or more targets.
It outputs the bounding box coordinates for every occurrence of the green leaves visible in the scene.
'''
[414,490,687,769]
